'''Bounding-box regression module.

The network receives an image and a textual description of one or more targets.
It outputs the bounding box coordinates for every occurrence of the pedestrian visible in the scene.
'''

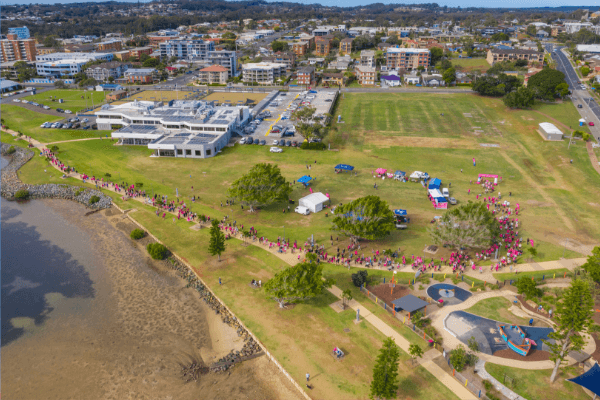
[461,169,463,173]
[219,277,222,285]
[306,373,310,382]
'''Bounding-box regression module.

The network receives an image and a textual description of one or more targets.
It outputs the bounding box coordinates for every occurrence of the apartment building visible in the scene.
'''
[8,26,30,40]
[242,62,286,84]
[1,34,37,63]
[486,49,543,65]
[315,37,331,57]
[129,47,153,60]
[159,39,215,61]
[35,46,56,56]
[120,68,158,84]
[85,61,131,82]
[36,58,92,77]
[360,50,376,68]
[356,65,376,86]
[1,60,35,79]
[385,48,431,71]
[339,38,353,55]
[197,65,229,84]
[550,26,566,37]
[263,52,295,71]
[292,41,309,57]
[96,39,122,52]
[297,66,315,85]
[564,22,593,34]
[36,52,113,62]
[321,72,344,87]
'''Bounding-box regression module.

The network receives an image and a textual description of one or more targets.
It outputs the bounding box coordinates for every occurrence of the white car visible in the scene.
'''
[295,206,310,215]
[270,147,283,153]
[12,99,20,102]
[43,105,50,110]
[239,137,247,144]
[82,118,89,123]
[64,110,72,114]
[442,188,450,197]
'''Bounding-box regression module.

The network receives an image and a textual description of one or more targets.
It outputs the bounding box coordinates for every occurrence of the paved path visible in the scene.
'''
[475,359,525,400]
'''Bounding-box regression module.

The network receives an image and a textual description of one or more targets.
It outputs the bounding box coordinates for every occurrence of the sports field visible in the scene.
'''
[127,90,202,102]
[204,91,269,105]
[22,89,107,113]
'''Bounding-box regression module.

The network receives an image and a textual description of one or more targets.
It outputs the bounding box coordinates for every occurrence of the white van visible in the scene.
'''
[295,206,310,215]
[442,188,449,197]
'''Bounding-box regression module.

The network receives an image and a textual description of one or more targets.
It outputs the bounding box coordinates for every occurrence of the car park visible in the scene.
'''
[270,147,283,153]
[294,206,310,215]
[12,99,20,102]
[64,110,72,114]
[247,137,254,144]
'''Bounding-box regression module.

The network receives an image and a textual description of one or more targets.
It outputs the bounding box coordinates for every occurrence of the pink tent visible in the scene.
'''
[376,168,387,175]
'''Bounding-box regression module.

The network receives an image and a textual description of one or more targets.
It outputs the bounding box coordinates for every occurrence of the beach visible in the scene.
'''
[1,195,303,400]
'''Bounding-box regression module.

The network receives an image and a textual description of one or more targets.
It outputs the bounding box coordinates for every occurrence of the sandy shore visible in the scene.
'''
[2,200,303,400]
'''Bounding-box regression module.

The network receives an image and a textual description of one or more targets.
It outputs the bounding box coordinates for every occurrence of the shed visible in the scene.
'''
[538,122,563,141]
[299,192,329,213]
[391,294,428,316]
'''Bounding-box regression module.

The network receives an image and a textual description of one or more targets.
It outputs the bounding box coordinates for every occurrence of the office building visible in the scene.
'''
[8,26,30,40]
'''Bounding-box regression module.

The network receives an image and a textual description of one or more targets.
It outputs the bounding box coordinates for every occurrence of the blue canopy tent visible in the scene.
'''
[298,175,313,187]
[428,178,441,190]
[335,164,355,171]
[567,363,600,398]
[393,209,407,216]
[395,170,406,177]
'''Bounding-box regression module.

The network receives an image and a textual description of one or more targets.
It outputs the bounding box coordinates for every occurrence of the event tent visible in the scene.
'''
[428,178,441,190]
[428,188,448,209]
[299,192,329,213]
[394,170,406,177]
[297,175,313,184]
[567,363,600,398]
[335,164,354,171]
[393,209,407,216]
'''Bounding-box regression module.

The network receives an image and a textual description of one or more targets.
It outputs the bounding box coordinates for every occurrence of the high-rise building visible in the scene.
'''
[159,39,215,61]
[8,26,30,40]
[1,34,36,63]
[385,48,431,71]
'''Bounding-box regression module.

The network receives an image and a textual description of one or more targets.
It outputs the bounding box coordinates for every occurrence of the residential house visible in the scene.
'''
[292,41,309,57]
[242,62,286,84]
[96,40,122,52]
[340,38,353,55]
[328,55,352,70]
[455,72,472,84]
[297,66,315,85]
[308,57,325,67]
[421,74,445,86]
[106,90,128,101]
[264,52,295,71]
[355,65,376,86]
[385,48,431,71]
[321,72,344,87]
[360,50,376,68]
[315,37,331,56]
[380,74,402,87]
[486,49,544,65]
[86,61,131,82]
[536,30,549,39]
[198,65,229,84]
[121,68,158,84]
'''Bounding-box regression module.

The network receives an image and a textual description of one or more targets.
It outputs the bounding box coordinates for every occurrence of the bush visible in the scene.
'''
[14,189,29,200]
[75,188,85,196]
[351,270,369,287]
[130,228,145,240]
[147,243,168,260]
[105,173,112,178]
[468,336,479,352]
[5,146,16,155]
[50,145,59,153]
[135,182,143,188]
[89,195,100,204]
[482,380,493,391]
[419,277,430,284]
[300,141,326,150]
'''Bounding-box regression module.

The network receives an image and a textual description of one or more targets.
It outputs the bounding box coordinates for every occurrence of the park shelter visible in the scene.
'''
[538,123,563,141]
[335,164,354,171]
[567,363,600,398]
[299,192,329,213]
[391,294,428,316]
[428,178,442,190]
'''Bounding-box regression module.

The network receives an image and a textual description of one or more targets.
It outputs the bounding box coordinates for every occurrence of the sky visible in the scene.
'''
[3,0,600,9]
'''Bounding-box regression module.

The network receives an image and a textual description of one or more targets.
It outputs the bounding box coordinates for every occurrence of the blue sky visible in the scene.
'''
[4,0,600,8]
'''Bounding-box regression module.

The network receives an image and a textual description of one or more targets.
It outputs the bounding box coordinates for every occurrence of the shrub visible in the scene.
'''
[420,277,430,284]
[300,141,326,150]
[135,182,143,188]
[482,380,493,391]
[452,276,461,284]
[50,145,59,153]
[5,146,16,155]
[130,228,145,240]
[351,270,369,287]
[14,189,29,200]
[411,310,429,328]
[468,336,479,352]
[105,173,112,178]
[75,188,85,196]
[449,345,477,371]
[147,243,168,260]
[418,285,424,290]
[89,195,100,204]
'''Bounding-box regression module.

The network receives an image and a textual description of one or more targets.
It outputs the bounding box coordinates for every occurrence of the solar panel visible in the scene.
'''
[212,119,230,125]
[174,132,191,137]
[159,138,186,145]
[188,137,214,145]
[194,133,217,139]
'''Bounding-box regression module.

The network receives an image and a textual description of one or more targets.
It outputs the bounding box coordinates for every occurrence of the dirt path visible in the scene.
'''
[587,141,600,175]
[498,150,575,231]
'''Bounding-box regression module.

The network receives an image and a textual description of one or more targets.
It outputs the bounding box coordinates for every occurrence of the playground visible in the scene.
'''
[427,283,472,306]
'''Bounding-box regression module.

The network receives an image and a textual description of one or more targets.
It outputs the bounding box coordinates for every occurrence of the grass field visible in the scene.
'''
[485,363,590,400]
[1,105,110,143]
[464,297,530,325]
[22,89,107,113]
[203,91,268,105]
[127,90,202,102]
[450,57,490,72]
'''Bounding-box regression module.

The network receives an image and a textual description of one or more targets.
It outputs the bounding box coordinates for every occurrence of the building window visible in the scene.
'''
[206,149,212,156]
[185,149,191,155]
[177,149,182,155]
[195,150,201,156]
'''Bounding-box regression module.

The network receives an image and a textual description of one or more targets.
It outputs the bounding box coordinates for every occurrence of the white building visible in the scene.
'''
[538,123,563,141]
[564,22,593,34]
[242,62,286,84]
[576,44,600,54]
[36,58,93,77]
[35,52,113,62]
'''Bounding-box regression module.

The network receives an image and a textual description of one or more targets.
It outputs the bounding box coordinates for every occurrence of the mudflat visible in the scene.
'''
[2,200,303,400]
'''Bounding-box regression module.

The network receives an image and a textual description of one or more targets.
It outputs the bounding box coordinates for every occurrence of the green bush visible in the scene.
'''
[419,277,430,284]
[351,270,369,287]
[89,195,100,204]
[105,173,112,178]
[147,242,168,260]
[482,380,493,391]
[300,141,326,150]
[130,228,145,240]
[75,188,85,196]
[50,145,59,153]
[135,182,143,188]
[14,189,29,200]
[5,146,16,155]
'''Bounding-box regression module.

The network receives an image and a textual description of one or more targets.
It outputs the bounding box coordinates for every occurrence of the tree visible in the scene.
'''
[341,289,353,309]
[293,107,327,140]
[443,67,456,86]
[449,345,477,372]
[146,243,168,260]
[526,25,537,36]
[515,59,528,67]
[208,220,226,261]
[107,76,115,83]
[331,196,395,241]
[468,336,480,352]
[271,40,289,53]
[351,270,369,287]
[54,80,67,89]
[472,75,520,97]
[582,66,590,77]
[503,86,535,109]
[370,337,400,400]
[515,277,542,299]
[582,246,600,283]
[491,32,509,41]
[545,280,594,382]
[430,47,444,66]
[143,58,159,68]
[439,59,452,72]
[408,344,424,365]
[527,68,567,101]
[228,163,292,211]
[429,201,500,250]
[263,254,334,308]
[556,82,570,99]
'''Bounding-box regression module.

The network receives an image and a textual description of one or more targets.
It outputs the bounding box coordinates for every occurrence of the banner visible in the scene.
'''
[478,174,498,179]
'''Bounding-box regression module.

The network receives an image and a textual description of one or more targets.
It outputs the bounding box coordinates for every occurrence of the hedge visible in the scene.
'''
[130,228,145,240]
[147,243,168,260]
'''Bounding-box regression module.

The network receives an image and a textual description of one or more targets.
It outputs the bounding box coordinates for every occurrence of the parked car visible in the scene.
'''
[442,188,450,197]
[449,197,457,205]
[270,126,282,133]
[294,206,310,215]
[286,140,292,147]
[273,140,279,145]
[292,141,298,147]
[12,99,20,102]
[64,110,72,114]
[578,104,583,108]
[82,118,89,123]
[260,139,266,145]
[590,122,595,126]
[56,108,64,113]
[239,137,247,144]
[83,126,90,130]
[247,137,254,144]
[73,123,80,129]
[43,105,50,110]
[270,147,283,153]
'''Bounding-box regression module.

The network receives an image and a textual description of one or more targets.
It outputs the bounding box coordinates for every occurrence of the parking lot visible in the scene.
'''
[240,90,338,148]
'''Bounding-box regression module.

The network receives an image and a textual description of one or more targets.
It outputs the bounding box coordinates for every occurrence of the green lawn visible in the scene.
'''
[21,89,107,113]
[464,297,530,325]
[493,268,571,283]
[485,363,590,400]
[450,57,490,72]
[1,105,110,143]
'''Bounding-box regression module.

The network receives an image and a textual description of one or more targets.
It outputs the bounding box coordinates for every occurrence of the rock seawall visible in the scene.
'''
[1,144,112,209]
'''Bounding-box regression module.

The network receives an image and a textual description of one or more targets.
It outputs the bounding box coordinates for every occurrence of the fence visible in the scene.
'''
[441,352,494,400]
[111,203,313,400]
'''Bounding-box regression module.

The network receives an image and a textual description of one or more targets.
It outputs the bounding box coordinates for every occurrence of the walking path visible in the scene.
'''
[475,359,525,400]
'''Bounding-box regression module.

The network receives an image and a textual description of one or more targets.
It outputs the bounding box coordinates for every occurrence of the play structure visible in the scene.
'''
[427,284,471,306]
[498,325,532,357]
[331,346,345,360]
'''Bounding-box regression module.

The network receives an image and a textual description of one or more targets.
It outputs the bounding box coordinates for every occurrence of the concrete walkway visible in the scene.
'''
[475,359,525,400]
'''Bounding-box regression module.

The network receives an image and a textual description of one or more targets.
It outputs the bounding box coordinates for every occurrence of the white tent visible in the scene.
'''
[299,192,329,213]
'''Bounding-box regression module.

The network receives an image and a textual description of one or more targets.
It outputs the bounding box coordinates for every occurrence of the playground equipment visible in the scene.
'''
[499,325,532,356]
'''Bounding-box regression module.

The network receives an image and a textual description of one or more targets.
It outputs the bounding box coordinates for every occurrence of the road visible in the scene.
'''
[547,43,600,142]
